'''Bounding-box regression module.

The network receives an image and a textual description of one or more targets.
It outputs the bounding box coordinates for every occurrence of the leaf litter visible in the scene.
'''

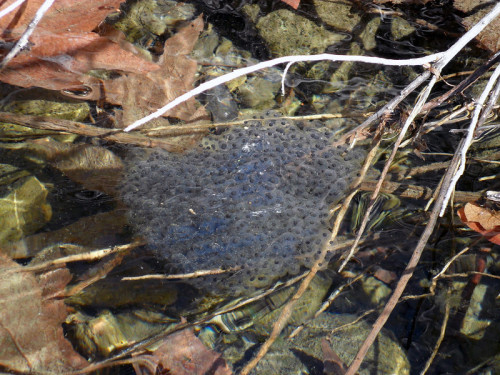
[0,254,87,373]
[91,14,208,125]
[0,0,159,91]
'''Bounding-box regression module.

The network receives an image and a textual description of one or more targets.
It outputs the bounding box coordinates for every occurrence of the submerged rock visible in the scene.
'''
[255,9,346,56]
[0,168,52,246]
[121,112,365,295]
[252,313,410,375]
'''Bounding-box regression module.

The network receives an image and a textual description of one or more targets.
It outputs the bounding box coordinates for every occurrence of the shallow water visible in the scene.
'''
[1,1,499,374]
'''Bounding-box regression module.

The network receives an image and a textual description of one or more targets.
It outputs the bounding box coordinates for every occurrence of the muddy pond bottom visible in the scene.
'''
[121,113,366,295]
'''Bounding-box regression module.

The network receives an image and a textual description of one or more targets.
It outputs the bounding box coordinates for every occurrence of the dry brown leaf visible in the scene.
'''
[0,0,159,90]
[0,0,121,38]
[79,15,206,124]
[0,254,87,372]
[134,328,232,375]
[458,202,500,245]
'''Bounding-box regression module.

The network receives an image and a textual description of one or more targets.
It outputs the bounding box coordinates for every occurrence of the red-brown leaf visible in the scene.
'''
[0,0,124,39]
[281,0,300,9]
[0,254,87,372]
[134,328,232,375]
[458,202,500,245]
[0,0,159,90]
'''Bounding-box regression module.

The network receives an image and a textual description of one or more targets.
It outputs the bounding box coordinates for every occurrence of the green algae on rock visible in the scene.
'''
[313,0,361,33]
[255,9,346,56]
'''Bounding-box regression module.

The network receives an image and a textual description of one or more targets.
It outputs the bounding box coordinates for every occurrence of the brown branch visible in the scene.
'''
[0,112,185,151]
[359,180,481,202]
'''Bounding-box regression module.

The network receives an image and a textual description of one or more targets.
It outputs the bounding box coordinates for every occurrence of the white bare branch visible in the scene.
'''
[439,62,500,216]
[124,2,500,133]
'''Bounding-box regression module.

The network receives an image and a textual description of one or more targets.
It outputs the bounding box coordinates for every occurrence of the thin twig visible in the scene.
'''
[430,244,474,295]
[476,68,500,130]
[16,242,142,273]
[421,51,500,115]
[142,112,354,136]
[121,266,241,280]
[0,0,55,71]
[438,271,500,281]
[420,291,450,375]
[345,141,462,375]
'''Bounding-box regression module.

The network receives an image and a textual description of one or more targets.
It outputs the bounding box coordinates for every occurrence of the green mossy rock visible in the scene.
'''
[256,9,346,56]
[313,0,361,33]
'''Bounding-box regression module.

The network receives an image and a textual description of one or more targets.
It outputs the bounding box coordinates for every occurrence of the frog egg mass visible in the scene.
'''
[120,113,366,295]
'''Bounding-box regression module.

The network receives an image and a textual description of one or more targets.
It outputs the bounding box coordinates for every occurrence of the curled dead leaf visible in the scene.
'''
[457,202,500,245]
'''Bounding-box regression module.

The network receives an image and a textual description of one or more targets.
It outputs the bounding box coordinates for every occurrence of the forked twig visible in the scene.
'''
[124,54,444,132]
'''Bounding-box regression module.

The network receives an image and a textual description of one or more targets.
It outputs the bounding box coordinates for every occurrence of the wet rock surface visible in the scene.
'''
[251,313,410,375]
[121,112,365,295]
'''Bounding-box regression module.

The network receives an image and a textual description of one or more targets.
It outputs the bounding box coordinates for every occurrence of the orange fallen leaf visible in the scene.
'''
[0,0,158,90]
[457,202,500,245]
[281,0,300,9]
